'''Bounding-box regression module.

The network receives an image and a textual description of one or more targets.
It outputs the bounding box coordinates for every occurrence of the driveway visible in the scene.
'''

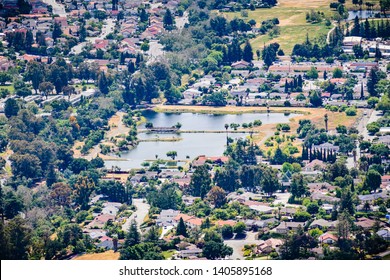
[224,231,263,260]
[122,198,150,232]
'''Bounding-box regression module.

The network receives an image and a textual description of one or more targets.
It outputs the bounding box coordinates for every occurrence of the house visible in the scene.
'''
[358,192,389,204]
[102,202,122,216]
[173,214,203,229]
[192,155,229,167]
[256,238,283,255]
[231,60,250,69]
[312,143,340,153]
[304,159,326,172]
[215,220,236,227]
[275,222,305,234]
[318,232,338,244]
[178,248,203,258]
[309,219,338,230]
[87,214,115,229]
[244,218,277,230]
[355,217,383,230]
[377,228,390,241]
[156,209,180,227]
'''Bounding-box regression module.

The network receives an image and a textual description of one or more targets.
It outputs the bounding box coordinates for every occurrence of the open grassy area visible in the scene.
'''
[162,250,176,260]
[73,250,120,260]
[0,85,15,94]
[222,0,335,54]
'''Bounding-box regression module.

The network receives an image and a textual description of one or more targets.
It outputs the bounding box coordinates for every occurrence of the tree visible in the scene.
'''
[367,67,381,97]
[62,85,76,99]
[176,217,188,237]
[309,90,322,107]
[144,226,159,243]
[210,16,228,36]
[306,67,319,79]
[221,225,234,239]
[4,98,19,118]
[52,22,62,40]
[214,164,240,192]
[233,221,246,236]
[1,216,32,260]
[25,61,45,94]
[363,169,382,192]
[39,82,54,98]
[10,153,42,179]
[124,220,140,247]
[98,72,109,94]
[207,186,226,208]
[242,41,253,62]
[166,151,177,160]
[73,176,95,210]
[163,9,175,29]
[202,240,233,260]
[307,202,319,214]
[380,0,390,17]
[0,72,12,86]
[50,182,72,207]
[120,243,163,260]
[262,44,278,67]
[280,227,317,259]
[339,188,355,215]
[189,165,211,199]
[261,167,280,196]
[3,191,24,219]
[332,68,343,78]
[336,211,353,240]
[290,173,308,198]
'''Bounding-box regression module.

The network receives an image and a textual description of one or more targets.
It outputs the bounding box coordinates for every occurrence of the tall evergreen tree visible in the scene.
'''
[124,220,140,247]
[176,217,188,237]
[98,72,109,94]
[242,41,253,62]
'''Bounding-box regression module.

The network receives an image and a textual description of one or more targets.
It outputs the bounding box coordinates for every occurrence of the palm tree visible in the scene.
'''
[225,123,229,146]
[324,113,329,132]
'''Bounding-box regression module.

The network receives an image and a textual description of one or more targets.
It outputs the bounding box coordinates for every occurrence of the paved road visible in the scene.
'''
[224,232,263,260]
[122,198,150,232]
[42,0,66,17]
[346,109,381,169]
[71,18,116,54]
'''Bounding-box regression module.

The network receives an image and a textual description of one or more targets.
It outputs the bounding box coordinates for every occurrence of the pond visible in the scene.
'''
[104,111,301,170]
[347,10,381,21]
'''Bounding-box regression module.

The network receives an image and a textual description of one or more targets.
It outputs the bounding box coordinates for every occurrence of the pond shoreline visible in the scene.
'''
[151,105,311,116]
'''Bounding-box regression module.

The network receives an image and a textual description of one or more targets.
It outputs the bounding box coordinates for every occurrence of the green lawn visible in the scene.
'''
[162,250,176,260]
[222,3,334,54]
[383,253,390,260]
[250,24,331,55]
[0,85,15,94]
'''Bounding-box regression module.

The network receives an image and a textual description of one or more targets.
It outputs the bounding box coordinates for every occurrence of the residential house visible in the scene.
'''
[275,222,305,234]
[377,228,390,241]
[231,60,250,69]
[309,219,338,230]
[156,209,180,227]
[318,232,338,244]
[87,214,115,229]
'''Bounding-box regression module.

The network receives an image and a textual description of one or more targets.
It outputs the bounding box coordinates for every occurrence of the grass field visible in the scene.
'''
[73,250,120,260]
[222,0,336,54]
[0,85,15,94]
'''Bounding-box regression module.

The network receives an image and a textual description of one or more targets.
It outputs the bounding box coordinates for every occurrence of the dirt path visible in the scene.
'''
[72,112,130,160]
